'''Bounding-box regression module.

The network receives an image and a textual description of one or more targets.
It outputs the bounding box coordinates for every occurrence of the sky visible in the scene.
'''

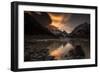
[25,11,90,33]
[48,12,90,33]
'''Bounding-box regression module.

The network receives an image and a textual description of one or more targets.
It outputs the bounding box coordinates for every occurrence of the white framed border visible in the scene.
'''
[18,4,96,69]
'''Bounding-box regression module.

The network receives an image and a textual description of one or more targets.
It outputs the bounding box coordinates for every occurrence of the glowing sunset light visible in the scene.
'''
[48,13,72,33]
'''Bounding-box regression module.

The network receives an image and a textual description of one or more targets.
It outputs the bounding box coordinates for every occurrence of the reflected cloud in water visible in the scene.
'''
[24,38,90,61]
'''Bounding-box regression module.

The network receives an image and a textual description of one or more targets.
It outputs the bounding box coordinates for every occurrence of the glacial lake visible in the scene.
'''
[24,38,90,62]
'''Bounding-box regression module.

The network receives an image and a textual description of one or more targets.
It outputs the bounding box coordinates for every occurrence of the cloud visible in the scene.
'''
[48,13,73,33]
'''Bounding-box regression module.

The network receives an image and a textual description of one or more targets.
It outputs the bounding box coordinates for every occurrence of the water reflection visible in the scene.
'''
[24,38,90,61]
[49,43,74,59]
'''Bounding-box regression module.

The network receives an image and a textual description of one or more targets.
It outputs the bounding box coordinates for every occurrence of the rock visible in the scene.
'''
[70,22,90,38]
[24,12,57,38]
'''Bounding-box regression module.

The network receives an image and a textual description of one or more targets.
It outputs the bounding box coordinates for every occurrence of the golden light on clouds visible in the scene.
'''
[48,13,64,29]
[48,13,64,22]
[48,13,73,33]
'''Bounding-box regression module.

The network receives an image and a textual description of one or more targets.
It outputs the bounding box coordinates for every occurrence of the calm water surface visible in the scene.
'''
[24,38,90,61]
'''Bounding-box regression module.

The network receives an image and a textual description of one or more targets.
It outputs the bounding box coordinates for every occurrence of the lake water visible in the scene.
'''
[24,38,90,62]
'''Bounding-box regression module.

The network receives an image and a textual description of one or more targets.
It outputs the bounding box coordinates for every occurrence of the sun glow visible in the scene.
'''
[48,13,72,33]
[48,13,64,29]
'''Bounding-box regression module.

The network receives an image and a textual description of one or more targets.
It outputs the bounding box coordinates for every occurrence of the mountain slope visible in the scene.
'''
[70,22,90,38]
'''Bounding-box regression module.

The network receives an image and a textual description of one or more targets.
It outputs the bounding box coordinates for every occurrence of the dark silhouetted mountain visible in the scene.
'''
[24,12,58,39]
[70,22,90,38]
[24,12,68,38]
[46,25,69,38]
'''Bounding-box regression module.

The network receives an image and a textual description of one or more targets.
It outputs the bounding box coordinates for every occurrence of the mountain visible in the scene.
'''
[24,12,59,39]
[46,25,68,38]
[70,22,90,38]
[24,12,68,39]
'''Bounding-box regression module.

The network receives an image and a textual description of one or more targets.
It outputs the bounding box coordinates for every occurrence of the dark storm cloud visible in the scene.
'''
[62,13,90,33]
[69,14,90,28]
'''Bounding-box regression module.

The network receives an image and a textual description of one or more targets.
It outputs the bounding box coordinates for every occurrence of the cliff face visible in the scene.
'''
[24,12,68,38]
[24,12,59,38]
[70,22,90,38]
